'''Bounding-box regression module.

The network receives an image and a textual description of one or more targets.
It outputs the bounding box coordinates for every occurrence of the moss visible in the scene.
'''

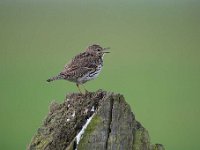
[151,145,158,150]
[150,144,165,150]
[133,127,150,150]
[29,134,52,150]
[77,114,101,149]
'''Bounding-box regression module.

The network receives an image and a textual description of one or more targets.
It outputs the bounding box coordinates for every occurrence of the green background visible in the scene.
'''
[0,0,200,149]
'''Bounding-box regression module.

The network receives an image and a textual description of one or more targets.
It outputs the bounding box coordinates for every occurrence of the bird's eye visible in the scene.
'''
[97,49,100,51]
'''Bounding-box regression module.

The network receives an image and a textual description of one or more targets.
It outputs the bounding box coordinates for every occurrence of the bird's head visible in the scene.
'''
[86,44,110,56]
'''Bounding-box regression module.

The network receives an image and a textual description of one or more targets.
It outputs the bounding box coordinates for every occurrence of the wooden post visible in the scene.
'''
[28,90,164,150]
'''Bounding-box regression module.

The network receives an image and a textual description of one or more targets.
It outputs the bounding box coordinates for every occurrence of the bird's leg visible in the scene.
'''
[76,83,83,94]
[81,84,89,94]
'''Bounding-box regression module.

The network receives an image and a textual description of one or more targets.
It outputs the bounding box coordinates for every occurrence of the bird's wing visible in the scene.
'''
[64,52,93,68]
[60,52,99,78]
[60,66,94,79]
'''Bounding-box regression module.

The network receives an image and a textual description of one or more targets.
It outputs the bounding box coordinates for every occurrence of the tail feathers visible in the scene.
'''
[47,74,64,82]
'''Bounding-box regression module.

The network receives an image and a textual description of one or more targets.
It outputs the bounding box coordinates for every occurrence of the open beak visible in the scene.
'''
[103,47,110,53]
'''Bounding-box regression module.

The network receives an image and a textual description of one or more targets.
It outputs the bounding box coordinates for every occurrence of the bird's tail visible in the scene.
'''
[47,74,65,82]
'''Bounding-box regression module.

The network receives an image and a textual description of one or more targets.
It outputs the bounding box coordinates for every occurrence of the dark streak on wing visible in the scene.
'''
[59,52,100,80]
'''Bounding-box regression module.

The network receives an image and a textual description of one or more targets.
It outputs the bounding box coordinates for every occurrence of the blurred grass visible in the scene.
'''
[0,0,200,149]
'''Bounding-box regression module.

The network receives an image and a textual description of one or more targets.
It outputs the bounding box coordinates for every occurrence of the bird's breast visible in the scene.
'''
[77,64,103,84]
[88,65,102,78]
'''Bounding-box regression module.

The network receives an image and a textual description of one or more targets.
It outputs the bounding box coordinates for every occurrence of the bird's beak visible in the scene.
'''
[103,47,110,53]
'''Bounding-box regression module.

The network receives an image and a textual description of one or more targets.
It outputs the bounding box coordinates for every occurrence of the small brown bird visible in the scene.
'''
[47,44,110,93]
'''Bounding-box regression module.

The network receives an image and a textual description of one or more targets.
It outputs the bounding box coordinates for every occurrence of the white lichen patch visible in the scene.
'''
[84,108,88,114]
[72,111,75,118]
[76,113,95,146]
[91,106,95,112]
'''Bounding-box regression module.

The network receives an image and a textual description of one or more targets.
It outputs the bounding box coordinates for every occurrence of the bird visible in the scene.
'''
[47,44,110,93]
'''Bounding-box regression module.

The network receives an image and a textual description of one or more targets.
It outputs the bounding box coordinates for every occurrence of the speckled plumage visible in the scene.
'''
[47,44,109,93]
